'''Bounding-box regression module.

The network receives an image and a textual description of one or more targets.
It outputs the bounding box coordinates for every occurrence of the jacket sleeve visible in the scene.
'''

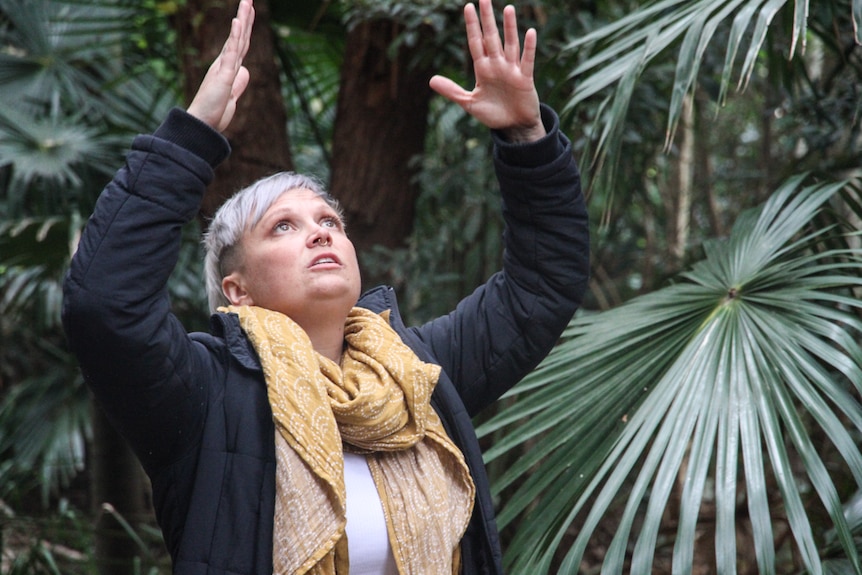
[412,104,590,417]
[62,108,231,472]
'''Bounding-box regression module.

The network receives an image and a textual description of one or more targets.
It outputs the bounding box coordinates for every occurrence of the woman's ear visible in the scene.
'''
[222,273,253,306]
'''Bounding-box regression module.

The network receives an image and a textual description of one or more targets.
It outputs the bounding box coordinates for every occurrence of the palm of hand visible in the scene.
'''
[468,55,540,132]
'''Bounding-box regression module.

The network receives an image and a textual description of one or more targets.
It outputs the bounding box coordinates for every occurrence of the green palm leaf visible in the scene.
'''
[480,177,862,573]
[0,0,174,208]
[0,0,137,105]
[0,350,90,504]
[562,0,831,182]
[855,0,862,42]
[0,107,113,193]
[0,215,78,330]
[0,1,179,510]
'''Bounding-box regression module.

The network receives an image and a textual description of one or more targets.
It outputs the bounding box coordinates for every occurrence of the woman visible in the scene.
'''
[62,0,589,573]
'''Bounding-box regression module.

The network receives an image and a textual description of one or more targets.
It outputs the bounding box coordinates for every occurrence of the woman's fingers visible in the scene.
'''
[520,27,536,78]
[237,0,255,63]
[502,5,520,62]
[464,3,485,62]
[187,0,255,131]
[428,74,469,105]
[223,0,254,72]
[466,1,528,66]
[478,0,502,58]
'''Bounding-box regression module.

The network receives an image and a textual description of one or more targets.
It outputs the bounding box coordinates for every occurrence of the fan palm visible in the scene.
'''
[480,176,862,572]
[564,0,862,198]
[0,213,87,502]
[0,0,178,502]
[491,2,862,568]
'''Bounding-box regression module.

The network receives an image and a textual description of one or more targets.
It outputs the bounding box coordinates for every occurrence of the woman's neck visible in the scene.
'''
[303,317,348,363]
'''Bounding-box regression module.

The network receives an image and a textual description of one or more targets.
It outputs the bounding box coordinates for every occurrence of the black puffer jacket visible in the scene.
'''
[62,105,589,575]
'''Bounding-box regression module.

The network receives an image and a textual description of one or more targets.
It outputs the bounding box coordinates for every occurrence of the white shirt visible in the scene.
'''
[343,452,399,575]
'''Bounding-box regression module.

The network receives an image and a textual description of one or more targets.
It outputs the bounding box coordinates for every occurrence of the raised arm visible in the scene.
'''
[418,1,589,416]
[429,0,546,143]
[62,1,255,472]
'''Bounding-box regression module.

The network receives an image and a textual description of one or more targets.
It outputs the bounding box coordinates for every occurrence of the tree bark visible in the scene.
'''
[174,0,293,221]
[328,19,434,287]
[695,88,722,237]
[671,93,694,268]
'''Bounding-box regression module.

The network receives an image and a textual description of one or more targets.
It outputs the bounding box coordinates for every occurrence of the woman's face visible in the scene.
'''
[221,188,361,327]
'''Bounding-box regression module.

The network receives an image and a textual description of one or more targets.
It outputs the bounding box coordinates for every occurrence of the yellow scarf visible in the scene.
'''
[221,305,475,575]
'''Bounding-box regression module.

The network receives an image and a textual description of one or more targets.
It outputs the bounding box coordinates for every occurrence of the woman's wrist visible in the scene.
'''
[499,121,547,144]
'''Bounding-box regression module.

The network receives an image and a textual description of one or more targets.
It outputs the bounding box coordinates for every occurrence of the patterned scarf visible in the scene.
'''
[221,305,475,575]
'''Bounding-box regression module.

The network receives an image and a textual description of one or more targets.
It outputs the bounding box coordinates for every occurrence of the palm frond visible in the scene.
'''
[563,0,824,174]
[0,107,114,195]
[0,0,173,212]
[855,0,862,42]
[98,71,177,136]
[481,177,862,573]
[0,215,78,330]
[0,0,138,109]
[0,340,90,504]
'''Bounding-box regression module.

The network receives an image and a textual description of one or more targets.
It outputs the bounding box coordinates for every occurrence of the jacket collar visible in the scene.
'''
[357,284,396,315]
[210,311,263,371]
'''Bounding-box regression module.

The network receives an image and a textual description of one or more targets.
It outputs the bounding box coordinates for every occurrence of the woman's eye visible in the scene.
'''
[322,217,339,229]
[274,221,291,232]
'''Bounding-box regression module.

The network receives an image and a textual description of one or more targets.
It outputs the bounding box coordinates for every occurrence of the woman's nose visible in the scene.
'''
[309,225,332,247]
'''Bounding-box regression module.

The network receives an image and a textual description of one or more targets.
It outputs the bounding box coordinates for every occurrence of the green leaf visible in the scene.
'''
[486,177,862,573]
[854,0,862,44]
[667,0,747,143]
[738,0,790,90]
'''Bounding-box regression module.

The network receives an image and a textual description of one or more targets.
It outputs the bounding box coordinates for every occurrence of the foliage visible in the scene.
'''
[1,501,169,574]
[3,0,862,572]
[341,0,461,33]
[0,0,177,214]
[275,22,344,180]
[0,0,189,515]
[362,100,502,324]
[479,177,862,572]
[0,3,209,571]
[561,0,862,194]
[0,218,90,512]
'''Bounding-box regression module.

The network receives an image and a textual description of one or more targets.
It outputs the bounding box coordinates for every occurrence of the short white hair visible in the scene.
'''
[202,172,342,312]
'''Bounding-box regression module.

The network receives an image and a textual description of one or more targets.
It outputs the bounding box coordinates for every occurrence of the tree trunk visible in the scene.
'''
[174,0,293,220]
[90,401,149,575]
[671,93,694,268]
[328,19,434,288]
[695,88,722,237]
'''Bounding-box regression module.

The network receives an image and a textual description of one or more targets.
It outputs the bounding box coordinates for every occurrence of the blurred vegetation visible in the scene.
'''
[2,0,862,573]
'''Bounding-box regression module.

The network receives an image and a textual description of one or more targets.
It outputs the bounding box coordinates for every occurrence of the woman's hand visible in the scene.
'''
[429,0,545,143]
[187,0,255,133]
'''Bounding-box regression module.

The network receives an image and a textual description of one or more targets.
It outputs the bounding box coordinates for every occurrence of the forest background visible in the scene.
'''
[1,0,862,573]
